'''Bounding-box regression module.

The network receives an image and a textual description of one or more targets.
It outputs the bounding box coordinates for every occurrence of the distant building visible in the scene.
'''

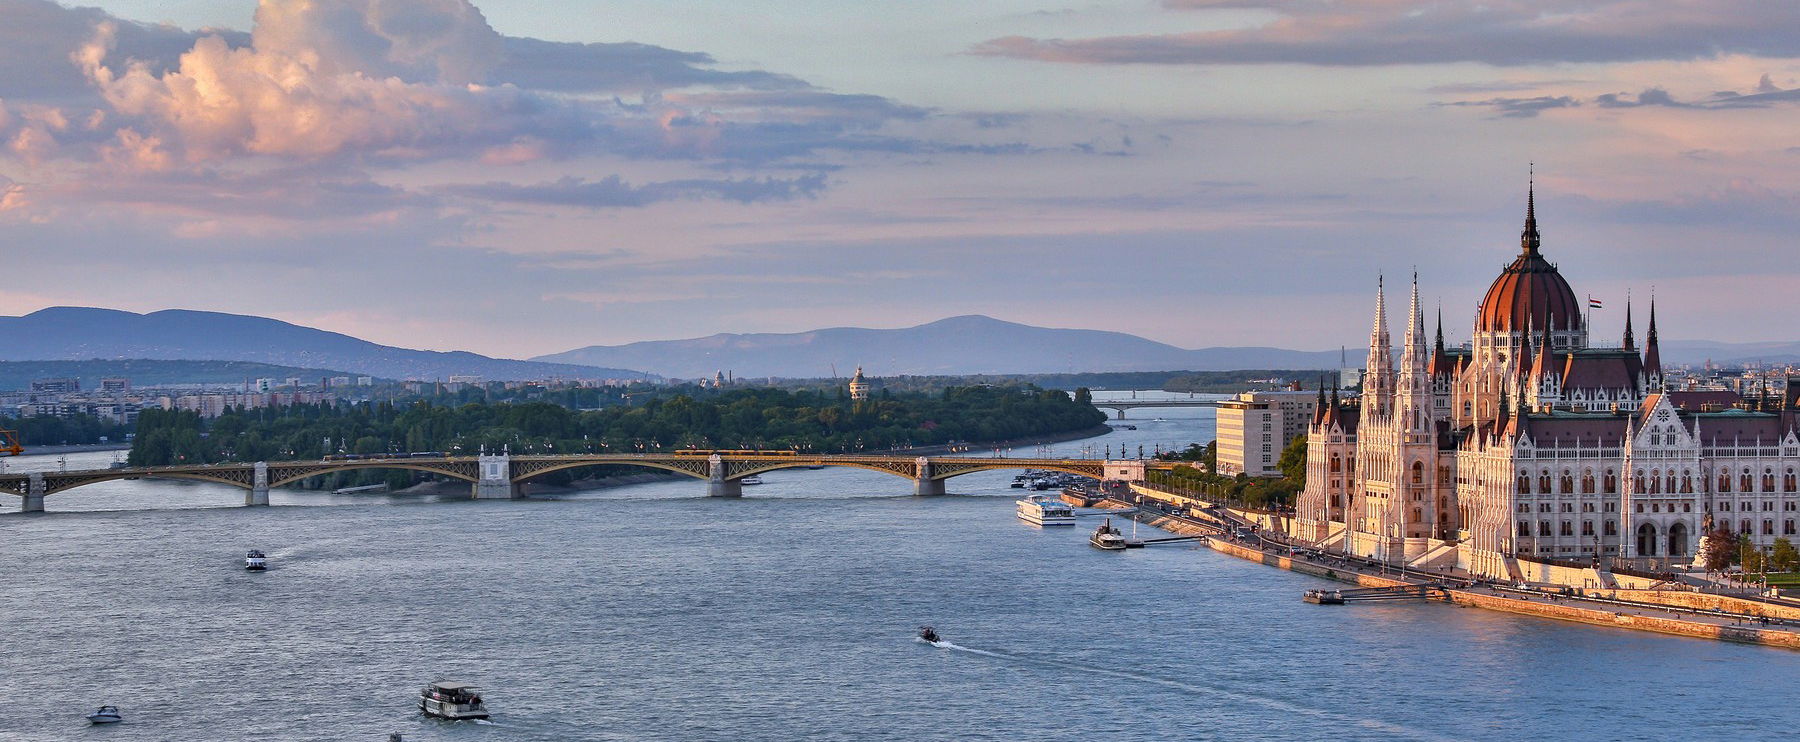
[848,366,870,401]
[255,378,274,393]
[356,376,374,387]
[30,378,80,394]
[330,376,352,388]
[1215,390,1320,476]
[448,375,484,385]
[99,377,131,393]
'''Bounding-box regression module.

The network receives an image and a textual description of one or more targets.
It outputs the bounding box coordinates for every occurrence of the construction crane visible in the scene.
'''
[0,428,20,456]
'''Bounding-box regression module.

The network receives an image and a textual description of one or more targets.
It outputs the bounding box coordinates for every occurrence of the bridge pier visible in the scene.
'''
[473,453,520,499]
[914,457,946,496]
[245,462,270,506]
[1115,408,1126,420]
[708,455,742,497]
[20,473,45,513]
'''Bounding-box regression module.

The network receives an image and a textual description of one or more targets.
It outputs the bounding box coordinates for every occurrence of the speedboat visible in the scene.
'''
[86,706,123,724]
[420,681,489,720]
[918,626,941,643]
[1016,494,1077,526]
[245,550,267,571]
[1090,518,1129,550]
[739,475,764,485]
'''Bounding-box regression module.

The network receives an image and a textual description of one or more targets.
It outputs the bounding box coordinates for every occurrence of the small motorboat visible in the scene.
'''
[739,475,764,485]
[245,549,267,571]
[86,705,123,724]
[918,626,941,643]
[1090,519,1129,550]
[420,681,488,720]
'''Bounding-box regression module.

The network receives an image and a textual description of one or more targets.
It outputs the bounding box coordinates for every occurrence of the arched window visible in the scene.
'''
[1648,470,1661,494]
[1680,471,1693,494]
[1411,461,1424,485]
[1633,470,1646,493]
[1330,453,1341,473]
[1517,472,1531,494]
[1719,472,1732,493]
[1742,470,1755,492]
[1581,470,1596,494]
[1539,471,1552,493]
[1559,472,1574,494]
[1604,470,1617,493]
[1763,469,1776,492]
[1518,521,1530,538]
[1539,521,1551,536]
[1785,469,1797,492]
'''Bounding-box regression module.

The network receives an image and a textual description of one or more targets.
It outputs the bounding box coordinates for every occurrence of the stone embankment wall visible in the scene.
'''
[1582,590,1800,621]
[1121,492,1800,651]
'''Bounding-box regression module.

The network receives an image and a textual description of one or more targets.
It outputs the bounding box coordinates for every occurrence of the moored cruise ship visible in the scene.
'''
[1015,494,1077,526]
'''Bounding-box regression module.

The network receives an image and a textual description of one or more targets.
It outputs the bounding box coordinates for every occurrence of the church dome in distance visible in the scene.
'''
[1476,186,1581,334]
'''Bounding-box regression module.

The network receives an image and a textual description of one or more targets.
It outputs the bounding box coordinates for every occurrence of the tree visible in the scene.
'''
[1772,537,1799,573]
[1073,387,1092,406]
[1277,434,1308,486]
[1702,528,1739,573]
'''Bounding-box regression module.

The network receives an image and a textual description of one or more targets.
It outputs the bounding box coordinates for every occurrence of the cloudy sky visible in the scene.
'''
[1,0,1796,358]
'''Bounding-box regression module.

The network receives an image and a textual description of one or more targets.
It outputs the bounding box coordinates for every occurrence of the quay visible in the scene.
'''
[1112,485,1800,651]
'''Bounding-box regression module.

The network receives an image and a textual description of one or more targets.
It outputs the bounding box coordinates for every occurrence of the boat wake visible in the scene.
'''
[922,638,1450,742]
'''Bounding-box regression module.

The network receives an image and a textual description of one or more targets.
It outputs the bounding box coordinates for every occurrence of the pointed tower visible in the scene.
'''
[1644,296,1663,390]
[1622,295,1636,351]
[1531,314,1561,409]
[1396,273,1432,433]
[1364,276,1395,418]
[1428,306,1455,421]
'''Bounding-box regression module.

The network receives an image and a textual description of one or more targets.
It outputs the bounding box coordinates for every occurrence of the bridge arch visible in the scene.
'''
[37,470,257,495]
[509,459,712,484]
[267,462,480,489]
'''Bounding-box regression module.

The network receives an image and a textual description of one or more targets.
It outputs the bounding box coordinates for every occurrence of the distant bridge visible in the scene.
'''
[0,452,1166,512]
[1090,399,1219,419]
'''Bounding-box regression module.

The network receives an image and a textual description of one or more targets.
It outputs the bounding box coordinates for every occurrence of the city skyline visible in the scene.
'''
[1,0,1797,358]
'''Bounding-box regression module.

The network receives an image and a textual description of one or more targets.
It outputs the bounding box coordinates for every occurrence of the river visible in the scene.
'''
[2,394,1795,740]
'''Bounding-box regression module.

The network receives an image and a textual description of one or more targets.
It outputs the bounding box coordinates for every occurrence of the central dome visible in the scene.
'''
[1476,190,1581,334]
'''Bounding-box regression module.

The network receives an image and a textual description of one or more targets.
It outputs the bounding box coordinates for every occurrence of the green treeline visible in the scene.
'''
[0,414,130,446]
[1149,435,1308,510]
[129,385,1107,468]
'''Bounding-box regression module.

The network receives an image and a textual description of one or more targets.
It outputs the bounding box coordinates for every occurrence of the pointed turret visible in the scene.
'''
[1622,295,1635,351]
[1364,276,1394,417]
[1428,306,1453,377]
[1644,296,1663,386]
[1521,170,1541,257]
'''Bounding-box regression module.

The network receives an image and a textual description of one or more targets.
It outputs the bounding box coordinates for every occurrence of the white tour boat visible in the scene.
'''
[245,549,267,571]
[739,475,764,485]
[1016,494,1077,526]
[420,681,489,720]
[86,705,123,724]
[1089,518,1129,550]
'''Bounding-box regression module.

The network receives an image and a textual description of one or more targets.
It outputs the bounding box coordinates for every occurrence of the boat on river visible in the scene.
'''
[245,550,267,571]
[1090,518,1129,550]
[740,475,764,485]
[918,626,941,643]
[85,705,123,724]
[420,681,488,720]
[1016,494,1076,526]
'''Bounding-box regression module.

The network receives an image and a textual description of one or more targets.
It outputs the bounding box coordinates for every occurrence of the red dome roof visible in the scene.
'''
[1476,190,1581,333]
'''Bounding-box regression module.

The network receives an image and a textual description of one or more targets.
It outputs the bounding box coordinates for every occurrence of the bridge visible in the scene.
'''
[0,452,1164,512]
[1090,399,1218,419]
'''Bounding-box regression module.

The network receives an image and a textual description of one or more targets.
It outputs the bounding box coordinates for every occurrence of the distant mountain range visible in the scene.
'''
[534,315,1355,378]
[4,308,1790,385]
[0,308,645,382]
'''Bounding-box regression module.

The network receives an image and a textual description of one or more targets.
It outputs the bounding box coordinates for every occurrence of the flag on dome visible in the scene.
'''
[1588,296,1603,309]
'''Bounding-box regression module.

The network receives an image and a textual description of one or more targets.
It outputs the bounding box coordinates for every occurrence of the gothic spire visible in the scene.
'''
[1622,293,1635,350]
[1644,294,1662,380]
[1521,165,1541,256]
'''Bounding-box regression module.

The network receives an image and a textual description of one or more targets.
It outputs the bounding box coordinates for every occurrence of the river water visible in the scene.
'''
[2,395,1796,741]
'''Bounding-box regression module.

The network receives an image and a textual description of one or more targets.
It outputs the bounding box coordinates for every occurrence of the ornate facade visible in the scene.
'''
[1294,188,1800,578]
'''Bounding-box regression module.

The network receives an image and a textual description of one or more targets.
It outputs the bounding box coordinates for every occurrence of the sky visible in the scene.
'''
[1,0,1797,359]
